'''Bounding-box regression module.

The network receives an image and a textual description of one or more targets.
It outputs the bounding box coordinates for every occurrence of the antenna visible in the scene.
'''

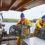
[0,13,3,22]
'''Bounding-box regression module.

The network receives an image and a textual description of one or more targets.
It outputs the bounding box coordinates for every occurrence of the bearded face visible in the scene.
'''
[40,19,45,27]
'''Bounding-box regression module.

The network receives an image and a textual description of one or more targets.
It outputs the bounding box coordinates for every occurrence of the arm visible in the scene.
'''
[36,19,42,29]
[26,19,32,27]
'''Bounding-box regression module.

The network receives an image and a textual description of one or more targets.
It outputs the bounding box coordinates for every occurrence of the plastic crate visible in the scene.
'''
[36,27,45,40]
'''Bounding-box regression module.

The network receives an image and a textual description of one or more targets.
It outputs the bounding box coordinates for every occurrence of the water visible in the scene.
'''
[2,22,16,34]
[2,22,35,34]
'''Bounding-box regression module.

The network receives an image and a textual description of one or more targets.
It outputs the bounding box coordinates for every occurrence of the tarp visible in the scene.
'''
[23,37,45,45]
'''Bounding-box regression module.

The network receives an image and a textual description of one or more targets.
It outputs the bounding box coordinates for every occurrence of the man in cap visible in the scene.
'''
[16,13,32,45]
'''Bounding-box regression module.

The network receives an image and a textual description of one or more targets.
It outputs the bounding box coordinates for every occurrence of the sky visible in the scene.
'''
[23,4,45,20]
[0,4,45,20]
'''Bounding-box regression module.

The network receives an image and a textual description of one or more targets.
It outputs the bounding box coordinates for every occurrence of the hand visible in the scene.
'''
[27,25,30,29]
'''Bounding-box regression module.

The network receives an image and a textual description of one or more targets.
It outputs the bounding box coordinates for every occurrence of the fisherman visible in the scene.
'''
[16,13,32,45]
[34,15,45,36]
